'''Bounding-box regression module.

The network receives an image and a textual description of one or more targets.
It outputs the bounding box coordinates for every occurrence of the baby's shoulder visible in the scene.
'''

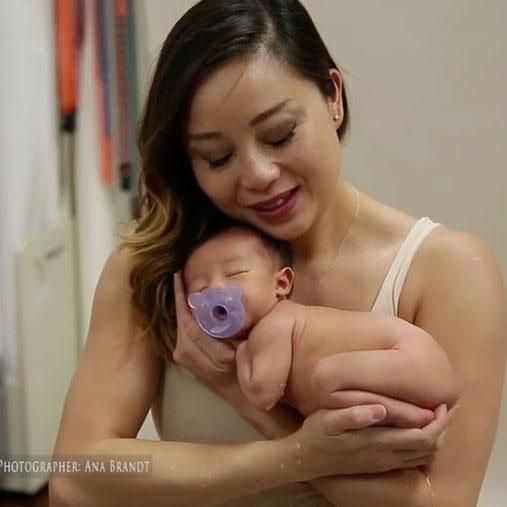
[270,299,301,318]
[255,300,299,331]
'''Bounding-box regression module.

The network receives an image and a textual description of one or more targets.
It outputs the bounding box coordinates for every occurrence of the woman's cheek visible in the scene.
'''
[194,170,228,207]
[214,179,241,214]
[192,166,210,195]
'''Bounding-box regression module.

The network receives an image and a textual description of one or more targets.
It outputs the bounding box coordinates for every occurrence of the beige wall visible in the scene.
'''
[137,2,507,504]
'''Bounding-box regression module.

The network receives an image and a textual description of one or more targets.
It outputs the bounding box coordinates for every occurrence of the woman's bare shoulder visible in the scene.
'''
[415,225,501,281]
[407,224,506,333]
[396,221,504,321]
[101,244,134,286]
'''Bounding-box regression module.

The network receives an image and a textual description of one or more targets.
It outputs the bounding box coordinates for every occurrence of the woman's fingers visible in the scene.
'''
[320,390,435,428]
[173,271,192,322]
[364,403,459,451]
[295,406,443,477]
[417,403,459,449]
[173,271,236,372]
[400,457,434,469]
[173,271,209,366]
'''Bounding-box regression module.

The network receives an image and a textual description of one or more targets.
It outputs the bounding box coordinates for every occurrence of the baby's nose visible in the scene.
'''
[207,276,228,289]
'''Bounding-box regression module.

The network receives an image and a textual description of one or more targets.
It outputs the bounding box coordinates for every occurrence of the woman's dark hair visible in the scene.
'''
[121,0,350,362]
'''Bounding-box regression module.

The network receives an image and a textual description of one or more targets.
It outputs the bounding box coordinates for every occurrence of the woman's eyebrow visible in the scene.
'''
[250,98,293,126]
[187,98,293,141]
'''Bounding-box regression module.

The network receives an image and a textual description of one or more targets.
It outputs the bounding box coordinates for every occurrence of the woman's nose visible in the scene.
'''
[239,156,280,192]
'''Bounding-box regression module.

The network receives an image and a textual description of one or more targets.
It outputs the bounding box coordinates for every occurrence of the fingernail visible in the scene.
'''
[369,406,386,422]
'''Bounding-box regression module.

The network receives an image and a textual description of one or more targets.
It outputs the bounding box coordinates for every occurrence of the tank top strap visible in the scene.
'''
[371,217,441,316]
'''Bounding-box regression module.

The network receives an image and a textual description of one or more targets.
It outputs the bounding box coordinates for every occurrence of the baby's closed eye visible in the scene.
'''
[226,270,250,278]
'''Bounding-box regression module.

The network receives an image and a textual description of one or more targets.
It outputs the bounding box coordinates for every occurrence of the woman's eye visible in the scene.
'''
[204,126,296,168]
[208,154,231,169]
[269,128,296,148]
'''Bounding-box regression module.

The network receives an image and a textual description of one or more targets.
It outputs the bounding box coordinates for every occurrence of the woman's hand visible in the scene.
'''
[315,389,441,428]
[172,272,237,391]
[287,403,458,480]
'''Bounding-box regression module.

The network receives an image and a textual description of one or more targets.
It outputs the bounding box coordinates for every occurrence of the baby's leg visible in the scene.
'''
[310,349,449,427]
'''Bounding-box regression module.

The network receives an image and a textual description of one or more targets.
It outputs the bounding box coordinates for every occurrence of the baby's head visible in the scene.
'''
[183,224,294,336]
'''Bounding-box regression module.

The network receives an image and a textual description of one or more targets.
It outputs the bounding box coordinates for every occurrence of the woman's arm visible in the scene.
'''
[52,436,307,507]
[310,472,434,507]
[408,231,507,506]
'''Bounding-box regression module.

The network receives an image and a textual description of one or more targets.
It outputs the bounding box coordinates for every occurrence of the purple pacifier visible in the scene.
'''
[187,286,246,339]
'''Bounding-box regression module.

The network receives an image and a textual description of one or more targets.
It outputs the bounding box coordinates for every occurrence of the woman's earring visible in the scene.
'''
[333,113,340,121]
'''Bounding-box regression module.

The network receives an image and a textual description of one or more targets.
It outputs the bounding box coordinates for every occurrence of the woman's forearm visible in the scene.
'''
[310,469,433,507]
[49,436,307,507]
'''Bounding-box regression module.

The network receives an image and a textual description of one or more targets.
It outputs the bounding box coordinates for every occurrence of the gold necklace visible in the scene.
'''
[335,182,360,257]
[316,183,361,286]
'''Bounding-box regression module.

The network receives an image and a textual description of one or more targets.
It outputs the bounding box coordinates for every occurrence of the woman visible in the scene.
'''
[50,1,507,506]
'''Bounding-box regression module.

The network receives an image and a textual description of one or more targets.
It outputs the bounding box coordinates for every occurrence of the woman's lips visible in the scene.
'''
[249,187,299,223]
[250,189,296,211]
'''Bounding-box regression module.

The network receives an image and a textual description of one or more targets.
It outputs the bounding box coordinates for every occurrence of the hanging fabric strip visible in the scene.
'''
[92,0,113,186]
[53,0,83,214]
[114,0,131,193]
[126,0,141,218]
[54,0,78,129]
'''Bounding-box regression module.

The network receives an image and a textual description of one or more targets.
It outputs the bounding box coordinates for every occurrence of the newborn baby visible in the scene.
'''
[183,224,459,426]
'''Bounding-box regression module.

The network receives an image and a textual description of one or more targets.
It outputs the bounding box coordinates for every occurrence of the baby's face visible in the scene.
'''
[184,228,291,334]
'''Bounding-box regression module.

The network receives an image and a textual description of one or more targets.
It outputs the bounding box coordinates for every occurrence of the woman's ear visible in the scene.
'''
[275,267,295,298]
[328,68,344,127]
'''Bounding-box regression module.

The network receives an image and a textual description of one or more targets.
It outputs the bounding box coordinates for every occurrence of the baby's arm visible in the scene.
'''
[236,301,296,411]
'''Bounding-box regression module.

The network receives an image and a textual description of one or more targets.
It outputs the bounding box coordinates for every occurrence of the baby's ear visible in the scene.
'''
[275,267,295,298]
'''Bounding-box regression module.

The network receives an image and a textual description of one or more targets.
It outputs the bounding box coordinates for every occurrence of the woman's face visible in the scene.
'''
[185,51,343,241]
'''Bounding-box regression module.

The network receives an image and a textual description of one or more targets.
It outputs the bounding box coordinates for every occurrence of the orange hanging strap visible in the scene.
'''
[54,0,78,130]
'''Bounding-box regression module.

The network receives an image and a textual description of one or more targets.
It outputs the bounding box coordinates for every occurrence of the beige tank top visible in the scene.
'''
[151,216,441,506]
